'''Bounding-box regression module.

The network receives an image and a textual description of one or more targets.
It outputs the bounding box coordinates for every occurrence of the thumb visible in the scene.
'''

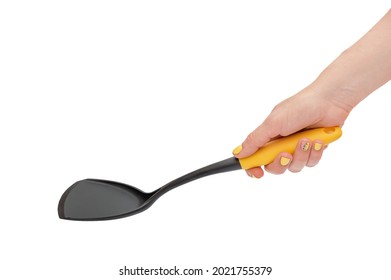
[233,122,278,158]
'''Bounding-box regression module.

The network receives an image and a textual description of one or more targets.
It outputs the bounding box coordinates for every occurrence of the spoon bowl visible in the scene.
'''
[58,179,156,220]
[58,157,240,221]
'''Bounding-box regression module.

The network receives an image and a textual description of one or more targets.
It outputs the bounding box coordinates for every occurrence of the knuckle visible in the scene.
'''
[289,166,303,173]
[245,131,258,146]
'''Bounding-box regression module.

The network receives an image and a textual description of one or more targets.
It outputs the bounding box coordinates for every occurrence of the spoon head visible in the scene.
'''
[58,179,151,221]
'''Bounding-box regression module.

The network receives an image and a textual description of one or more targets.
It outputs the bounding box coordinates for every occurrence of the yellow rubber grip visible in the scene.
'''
[238,127,342,169]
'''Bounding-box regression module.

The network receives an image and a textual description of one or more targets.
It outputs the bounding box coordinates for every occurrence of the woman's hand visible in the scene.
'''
[233,87,350,178]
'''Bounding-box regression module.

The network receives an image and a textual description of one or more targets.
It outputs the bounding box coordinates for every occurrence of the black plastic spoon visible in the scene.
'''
[58,127,342,221]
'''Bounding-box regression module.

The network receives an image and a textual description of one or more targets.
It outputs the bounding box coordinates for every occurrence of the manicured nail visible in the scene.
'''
[314,143,323,151]
[232,145,242,155]
[280,156,291,166]
[301,142,311,151]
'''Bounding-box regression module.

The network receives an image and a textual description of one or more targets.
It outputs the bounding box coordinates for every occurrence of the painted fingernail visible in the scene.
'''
[280,156,291,166]
[314,143,323,151]
[232,145,242,155]
[301,142,311,151]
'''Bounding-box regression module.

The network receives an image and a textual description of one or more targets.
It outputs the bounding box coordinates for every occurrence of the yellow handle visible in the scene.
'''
[238,127,342,169]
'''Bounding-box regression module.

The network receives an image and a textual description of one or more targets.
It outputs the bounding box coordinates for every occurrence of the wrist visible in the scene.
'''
[309,49,371,113]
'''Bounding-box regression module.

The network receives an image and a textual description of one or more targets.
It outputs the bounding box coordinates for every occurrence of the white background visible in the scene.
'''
[1,1,390,279]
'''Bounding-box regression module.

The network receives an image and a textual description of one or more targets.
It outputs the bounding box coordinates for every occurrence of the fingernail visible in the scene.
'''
[314,143,322,151]
[232,145,242,155]
[280,156,291,166]
[301,142,311,151]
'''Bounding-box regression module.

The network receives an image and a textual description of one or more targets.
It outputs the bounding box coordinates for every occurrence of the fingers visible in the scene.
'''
[264,152,293,175]
[288,139,325,172]
[245,167,265,179]
[244,139,326,178]
[287,138,326,172]
[288,138,312,172]
[246,152,292,178]
[307,141,325,167]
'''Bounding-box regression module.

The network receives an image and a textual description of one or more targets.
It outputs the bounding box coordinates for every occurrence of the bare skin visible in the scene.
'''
[234,9,391,178]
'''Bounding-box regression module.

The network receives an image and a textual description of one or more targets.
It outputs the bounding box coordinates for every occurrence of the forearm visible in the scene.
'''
[311,9,391,112]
